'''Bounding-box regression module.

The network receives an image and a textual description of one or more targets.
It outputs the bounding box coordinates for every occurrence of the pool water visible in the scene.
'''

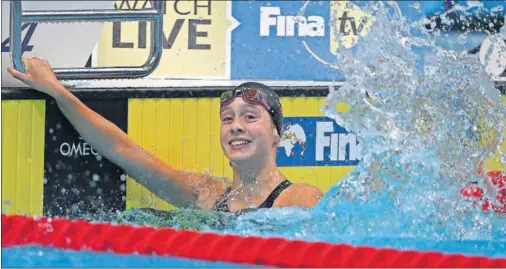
[1,246,259,268]
[2,225,505,268]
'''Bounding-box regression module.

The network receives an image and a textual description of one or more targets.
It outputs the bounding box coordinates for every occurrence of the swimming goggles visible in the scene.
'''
[220,88,277,116]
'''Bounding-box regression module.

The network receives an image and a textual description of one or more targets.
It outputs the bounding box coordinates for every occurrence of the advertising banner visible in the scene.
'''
[229,0,504,81]
[43,99,128,217]
[94,0,505,81]
[277,117,361,167]
[96,0,238,79]
[2,1,503,84]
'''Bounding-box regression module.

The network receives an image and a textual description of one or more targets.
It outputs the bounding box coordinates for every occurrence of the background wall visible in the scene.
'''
[1,90,504,217]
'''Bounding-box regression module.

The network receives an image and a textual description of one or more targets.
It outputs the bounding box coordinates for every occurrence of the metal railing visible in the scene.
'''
[9,0,165,80]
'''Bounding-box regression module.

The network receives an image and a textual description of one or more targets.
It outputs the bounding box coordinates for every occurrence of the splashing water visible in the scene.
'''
[320,4,504,195]
[208,2,506,245]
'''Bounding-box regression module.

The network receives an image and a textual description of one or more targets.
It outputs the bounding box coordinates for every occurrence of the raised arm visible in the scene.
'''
[7,57,224,209]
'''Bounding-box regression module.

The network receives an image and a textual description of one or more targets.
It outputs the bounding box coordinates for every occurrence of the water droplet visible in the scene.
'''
[71,204,79,213]
[71,188,79,195]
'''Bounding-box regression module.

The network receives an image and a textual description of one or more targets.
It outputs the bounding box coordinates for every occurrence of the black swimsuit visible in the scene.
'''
[213,180,292,213]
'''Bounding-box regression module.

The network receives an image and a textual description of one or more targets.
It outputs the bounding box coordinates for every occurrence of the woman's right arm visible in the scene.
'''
[7,57,224,209]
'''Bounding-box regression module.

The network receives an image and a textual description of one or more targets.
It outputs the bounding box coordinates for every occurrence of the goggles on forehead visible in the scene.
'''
[220,88,277,116]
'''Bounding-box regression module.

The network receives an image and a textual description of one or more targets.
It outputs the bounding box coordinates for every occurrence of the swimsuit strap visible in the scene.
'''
[212,180,293,212]
[258,180,292,209]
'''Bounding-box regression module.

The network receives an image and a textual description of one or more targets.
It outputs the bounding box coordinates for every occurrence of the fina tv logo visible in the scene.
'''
[259,1,402,69]
[277,117,361,167]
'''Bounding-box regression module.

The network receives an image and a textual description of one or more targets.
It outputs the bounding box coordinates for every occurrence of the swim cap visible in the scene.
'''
[228,82,284,136]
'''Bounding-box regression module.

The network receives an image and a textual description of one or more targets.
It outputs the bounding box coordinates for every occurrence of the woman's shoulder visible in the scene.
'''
[276,182,324,208]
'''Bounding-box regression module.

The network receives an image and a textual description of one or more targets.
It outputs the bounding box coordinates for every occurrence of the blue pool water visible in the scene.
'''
[2,246,260,268]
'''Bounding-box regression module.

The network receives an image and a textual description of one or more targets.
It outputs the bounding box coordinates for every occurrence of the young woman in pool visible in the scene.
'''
[7,57,324,213]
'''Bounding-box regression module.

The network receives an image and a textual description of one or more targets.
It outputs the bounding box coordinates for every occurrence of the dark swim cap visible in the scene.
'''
[228,82,284,136]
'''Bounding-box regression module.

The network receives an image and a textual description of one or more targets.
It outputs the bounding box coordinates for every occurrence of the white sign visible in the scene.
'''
[1,1,113,87]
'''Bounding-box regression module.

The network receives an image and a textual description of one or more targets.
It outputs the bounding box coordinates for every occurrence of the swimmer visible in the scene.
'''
[7,57,324,213]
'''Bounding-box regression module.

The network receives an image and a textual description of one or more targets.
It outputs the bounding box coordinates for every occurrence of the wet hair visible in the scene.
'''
[231,82,284,136]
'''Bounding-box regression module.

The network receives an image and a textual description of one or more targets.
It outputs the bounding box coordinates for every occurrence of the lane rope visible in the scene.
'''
[2,213,506,268]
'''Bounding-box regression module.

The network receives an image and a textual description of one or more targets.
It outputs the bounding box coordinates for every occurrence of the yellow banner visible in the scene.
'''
[96,0,236,79]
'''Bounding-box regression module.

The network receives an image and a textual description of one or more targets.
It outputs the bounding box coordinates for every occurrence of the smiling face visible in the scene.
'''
[220,98,279,166]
